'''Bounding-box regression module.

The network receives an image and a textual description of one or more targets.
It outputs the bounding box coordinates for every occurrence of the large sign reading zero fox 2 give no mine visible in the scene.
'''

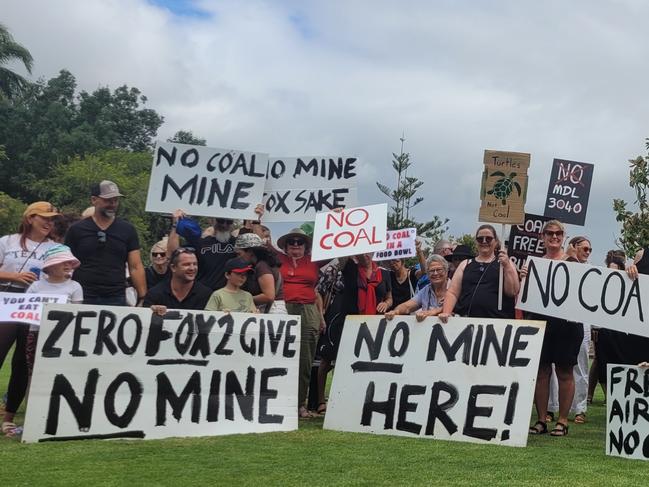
[22,305,300,443]
[145,141,269,219]
[324,316,545,447]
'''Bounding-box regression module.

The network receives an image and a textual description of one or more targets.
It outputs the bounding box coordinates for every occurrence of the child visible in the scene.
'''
[2,245,83,438]
[25,244,82,374]
[205,257,256,313]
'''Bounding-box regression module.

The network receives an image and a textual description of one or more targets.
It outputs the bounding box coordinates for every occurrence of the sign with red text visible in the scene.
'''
[23,305,300,443]
[479,150,530,225]
[374,228,417,261]
[543,159,594,226]
[146,141,269,219]
[517,257,649,337]
[324,315,545,447]
[311,204,388,262]
[0,292,67,327]
[607,364,649,461]
[262,156,358,222]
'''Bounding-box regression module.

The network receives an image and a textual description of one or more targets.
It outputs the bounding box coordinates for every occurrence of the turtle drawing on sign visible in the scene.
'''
[487,171,521,204]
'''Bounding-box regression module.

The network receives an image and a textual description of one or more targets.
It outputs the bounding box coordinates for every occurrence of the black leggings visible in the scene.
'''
[0,323,29,414]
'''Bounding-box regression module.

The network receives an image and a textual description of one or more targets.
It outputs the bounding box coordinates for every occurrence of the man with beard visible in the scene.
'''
[144,247,211,314]
[168,209,260,291]
[65,180,146,305]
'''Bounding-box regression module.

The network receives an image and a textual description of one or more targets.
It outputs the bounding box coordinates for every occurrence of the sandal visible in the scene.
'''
[550,421,569,437]
[529,421,548,435]
[1,421,19,437]
[574,413,586,424]
[316,402,327,415]
[298,407,315,419]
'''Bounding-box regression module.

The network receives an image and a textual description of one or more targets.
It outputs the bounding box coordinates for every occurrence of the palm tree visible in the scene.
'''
[0,23,33,100]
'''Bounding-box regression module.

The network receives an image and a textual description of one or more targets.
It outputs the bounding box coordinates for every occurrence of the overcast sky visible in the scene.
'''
[4,0,649,261]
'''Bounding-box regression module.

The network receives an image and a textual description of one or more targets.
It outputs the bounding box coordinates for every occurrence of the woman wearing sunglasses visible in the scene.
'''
[439,224,519,321]
[145,238,171,289]
[275,228,325,418]
[524,220,584,437]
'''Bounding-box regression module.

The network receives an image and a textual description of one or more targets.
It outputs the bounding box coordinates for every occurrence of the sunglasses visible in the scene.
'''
[579,247,593,253]
[544,230,564,237]
[476,236,494,244]
[171,246,196,258]
[152,252,166,258]
[215,219,233,225]
[97,231,107,245]
[287,238,305,246]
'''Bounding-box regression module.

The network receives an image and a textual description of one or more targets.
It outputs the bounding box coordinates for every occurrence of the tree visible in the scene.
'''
[613,138,649,256]
[0,191,25,236]
[168,130,206,146]
[0,23,33,100]
[377,137,449,246]
[0,70,164,201]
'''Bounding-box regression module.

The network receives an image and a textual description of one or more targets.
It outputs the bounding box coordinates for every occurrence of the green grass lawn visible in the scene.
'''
[2,349,648,487]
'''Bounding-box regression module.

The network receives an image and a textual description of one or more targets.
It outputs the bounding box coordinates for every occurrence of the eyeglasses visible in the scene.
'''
[544,230,564,237]
[428,268,446,275]
[579,247,593,253]
[215,219,233,225]
[287,238,305,246]
[152,252,166,258]
[476,236,494,244]
[97,231,107,246]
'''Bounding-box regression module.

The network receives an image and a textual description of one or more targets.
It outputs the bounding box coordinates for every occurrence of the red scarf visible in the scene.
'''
[357,263,382,314]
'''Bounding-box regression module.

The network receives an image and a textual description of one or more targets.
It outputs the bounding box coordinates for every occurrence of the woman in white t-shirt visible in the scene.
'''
[0,201,59,437]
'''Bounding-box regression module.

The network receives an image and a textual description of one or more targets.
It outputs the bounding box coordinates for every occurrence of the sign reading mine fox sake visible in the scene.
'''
[262,156,359,222]
[324,315,545,448]
[479,150,530,225]
[22,304,300,443]
[543,158,594,226]
[146,141,269,219]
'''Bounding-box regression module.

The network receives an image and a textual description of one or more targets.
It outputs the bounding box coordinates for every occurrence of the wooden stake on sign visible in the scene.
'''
[498,223,505,311]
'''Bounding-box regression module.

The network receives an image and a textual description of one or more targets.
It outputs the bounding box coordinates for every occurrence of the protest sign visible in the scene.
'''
[543,158,594,226]
[507,214,550,271]
[262,156,358,222]
[479,150,530,225]
[323,315,545,447]
[374,228,417,261]
[517,257,649,337]
[311,204,388,262]
[0,292,67,327]
[22,305,300,443]
[607,364,649,461]
[145,141,269,219]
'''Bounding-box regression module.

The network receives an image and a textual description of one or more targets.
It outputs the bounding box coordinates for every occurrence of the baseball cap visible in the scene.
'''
[176,218,202,240]
[23,202,60,218]
[224,257,253,274]
[91,180,124,199]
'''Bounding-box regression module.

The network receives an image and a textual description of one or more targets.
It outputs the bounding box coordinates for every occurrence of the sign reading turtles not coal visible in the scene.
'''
[479,150,530,225]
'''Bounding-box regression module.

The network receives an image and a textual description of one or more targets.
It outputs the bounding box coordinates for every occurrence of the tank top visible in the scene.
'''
[455,258,515,319]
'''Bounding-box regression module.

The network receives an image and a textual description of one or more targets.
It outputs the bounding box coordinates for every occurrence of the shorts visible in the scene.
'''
[538,315,584,367]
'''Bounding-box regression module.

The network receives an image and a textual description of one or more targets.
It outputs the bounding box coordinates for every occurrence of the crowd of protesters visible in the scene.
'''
[2,180,649,436]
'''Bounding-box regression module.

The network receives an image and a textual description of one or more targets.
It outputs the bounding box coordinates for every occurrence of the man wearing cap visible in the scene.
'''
[144,247,212,314]
[65,180,146,306]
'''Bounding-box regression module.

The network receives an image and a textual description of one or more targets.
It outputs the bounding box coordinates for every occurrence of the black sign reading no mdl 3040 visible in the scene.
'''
[543,158,594,226]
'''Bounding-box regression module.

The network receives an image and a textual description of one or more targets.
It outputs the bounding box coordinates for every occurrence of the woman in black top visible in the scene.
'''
[440,224,519,320]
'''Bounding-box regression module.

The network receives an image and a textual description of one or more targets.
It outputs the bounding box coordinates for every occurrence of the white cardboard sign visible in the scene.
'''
[145,141,269,219]
[373,228,417,261]
[310,204,388,262]
[23,304,300,443]
[262,156,358,222]
[517,257,649,337]
[606,364,649,461]
[0,292,67,327]
[323,315,545,447]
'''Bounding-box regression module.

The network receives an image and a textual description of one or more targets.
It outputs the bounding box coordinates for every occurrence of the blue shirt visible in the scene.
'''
[413,284,442,311]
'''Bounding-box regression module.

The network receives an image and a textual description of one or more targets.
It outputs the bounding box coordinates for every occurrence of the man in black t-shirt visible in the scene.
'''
[65,180,146,305]
[144,247,212,313]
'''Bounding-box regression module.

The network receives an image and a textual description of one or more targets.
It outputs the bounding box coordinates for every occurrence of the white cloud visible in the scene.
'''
[4,0,649,258]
